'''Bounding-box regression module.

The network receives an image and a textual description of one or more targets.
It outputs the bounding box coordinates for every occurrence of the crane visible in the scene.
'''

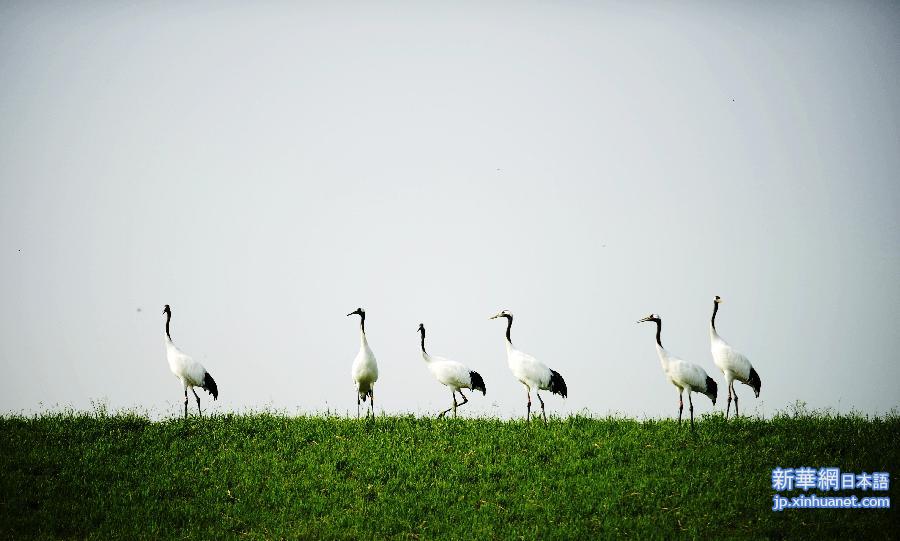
[637,313,716,429]
[490,310,566,422]
[347,308,378,418]
[417,323,486,418]
[710,296,761,418]
[163,305,218,418]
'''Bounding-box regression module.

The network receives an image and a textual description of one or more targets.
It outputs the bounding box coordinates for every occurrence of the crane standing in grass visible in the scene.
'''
[637,313,716,429]
[163,305,218,418]
[348,307,378,418]
[490,310,567,422]
[417,323,486,418]
[709,296,761,418]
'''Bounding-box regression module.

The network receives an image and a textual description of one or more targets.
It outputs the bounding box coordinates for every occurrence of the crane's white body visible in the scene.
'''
[710,328,753,387]
[505,341,555,393]
[166,337,208,390]
[423,352,474,393]
[352,328,378,400]
[654,343,714,398]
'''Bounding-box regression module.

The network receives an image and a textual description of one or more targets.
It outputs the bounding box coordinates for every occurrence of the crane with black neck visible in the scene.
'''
[417,323,486,418]
[709,296,761,418]
[637,313,716,429]
[489,310,567,422]
[162,305,218,418]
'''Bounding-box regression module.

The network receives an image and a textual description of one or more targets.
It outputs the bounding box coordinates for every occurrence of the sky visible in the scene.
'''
[1,1,898,419]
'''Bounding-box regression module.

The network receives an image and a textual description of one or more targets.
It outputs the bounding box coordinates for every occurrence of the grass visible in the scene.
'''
[1,410,897,539]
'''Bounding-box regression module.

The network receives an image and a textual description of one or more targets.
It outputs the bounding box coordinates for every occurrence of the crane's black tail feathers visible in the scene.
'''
[705,376,717,405]
[748,368,761,398]
[469,371,486,395]
[202,372,218,400]
[548,369,567,398]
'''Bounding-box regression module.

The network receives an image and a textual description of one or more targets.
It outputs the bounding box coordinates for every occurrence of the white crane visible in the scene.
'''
[163,305,218,418]
[637,314,716,429]
[710,296,761,418]
[489,310,567,422]
[347,307,378,418]
[417,323,486,418]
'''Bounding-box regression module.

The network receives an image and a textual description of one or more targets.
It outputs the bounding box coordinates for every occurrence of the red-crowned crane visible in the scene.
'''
[710,296,761,418]
[163,305,218,418]
[489,310,567,422]
[417,323,486,418]
[347,308,378,418]
[637,313,716,429]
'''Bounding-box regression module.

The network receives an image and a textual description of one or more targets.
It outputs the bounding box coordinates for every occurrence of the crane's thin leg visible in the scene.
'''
[536,391,547,423]
[192,388,202,416]
[184,388,189,418]
[357,393,360,419]
[732,382,739,417]
[438,391,456,418]
[726,381,732,420]
[678,391,683,424]
[456,391,469,409]
[369,390,375,418]
[440,391,469,418]
[526,390,532,422]
[688,393,695,430]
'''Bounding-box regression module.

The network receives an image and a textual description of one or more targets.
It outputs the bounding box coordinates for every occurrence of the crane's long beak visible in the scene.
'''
[636,316,652,323]
[489,313,501,320]
[346,312,354,317]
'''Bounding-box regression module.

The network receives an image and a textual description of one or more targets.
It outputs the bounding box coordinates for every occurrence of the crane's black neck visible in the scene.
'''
[711,301,719,330]
[654,319,663,347]
[504,315,513,343]
[419,328,426,353]
[359,313,366,334]
[165,311,172,341]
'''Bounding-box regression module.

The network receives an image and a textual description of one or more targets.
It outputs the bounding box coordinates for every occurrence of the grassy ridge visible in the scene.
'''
[1,412,897,539]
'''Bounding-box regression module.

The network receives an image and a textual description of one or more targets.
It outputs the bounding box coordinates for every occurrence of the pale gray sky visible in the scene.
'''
[1,1,898,419]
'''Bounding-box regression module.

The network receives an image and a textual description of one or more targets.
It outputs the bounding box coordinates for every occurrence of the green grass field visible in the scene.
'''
[1,410,897,539]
